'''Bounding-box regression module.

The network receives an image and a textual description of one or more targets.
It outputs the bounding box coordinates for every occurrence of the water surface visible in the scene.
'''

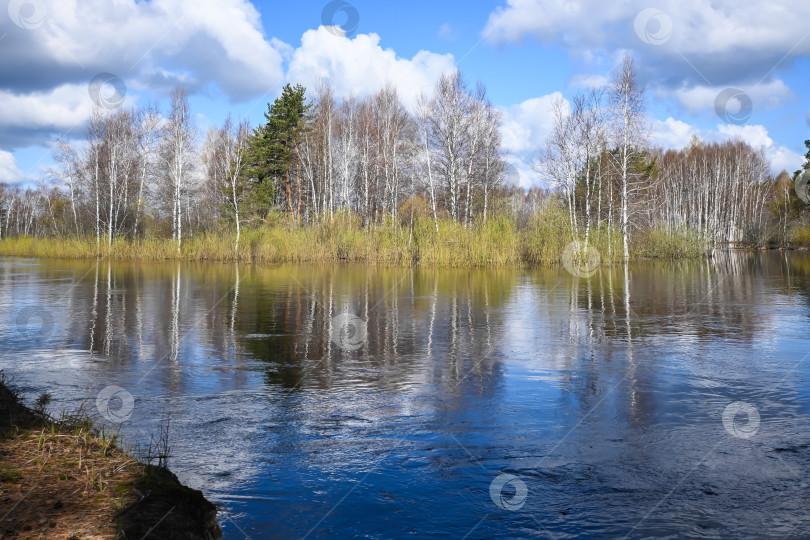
[2,253,810,539]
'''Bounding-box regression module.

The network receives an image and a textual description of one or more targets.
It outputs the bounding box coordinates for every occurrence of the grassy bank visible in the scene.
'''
[0,211,709,267]
[0,373,221,539]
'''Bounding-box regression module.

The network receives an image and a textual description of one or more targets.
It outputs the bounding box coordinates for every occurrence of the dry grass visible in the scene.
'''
[0,209,707,267]
[0,375,220,539]
[0,425,142,539]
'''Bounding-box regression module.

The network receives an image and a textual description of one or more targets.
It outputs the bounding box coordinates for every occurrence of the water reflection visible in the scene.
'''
[1,252,810,538]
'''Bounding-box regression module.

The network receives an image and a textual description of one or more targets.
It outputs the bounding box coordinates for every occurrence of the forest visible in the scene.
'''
[1,56,809,266]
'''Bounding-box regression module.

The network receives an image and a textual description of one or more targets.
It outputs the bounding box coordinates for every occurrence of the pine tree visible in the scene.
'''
[792,139,810,181]
[245,84,308,218]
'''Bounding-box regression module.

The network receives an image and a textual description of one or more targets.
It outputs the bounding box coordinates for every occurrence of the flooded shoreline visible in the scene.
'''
[2,252,809,538]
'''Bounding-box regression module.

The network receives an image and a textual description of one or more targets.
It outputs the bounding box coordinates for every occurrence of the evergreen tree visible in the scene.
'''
[792,139,810,181]
[244,84,308,217]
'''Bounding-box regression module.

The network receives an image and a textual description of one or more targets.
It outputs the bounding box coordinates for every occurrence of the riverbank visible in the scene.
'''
[0,213,709,267]
[0,374,221,539]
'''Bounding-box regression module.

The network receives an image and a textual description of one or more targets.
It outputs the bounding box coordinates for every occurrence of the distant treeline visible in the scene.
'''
[1,54,809,264]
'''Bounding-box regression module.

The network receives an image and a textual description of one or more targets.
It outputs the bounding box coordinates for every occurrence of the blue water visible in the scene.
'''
[1,253,809,538]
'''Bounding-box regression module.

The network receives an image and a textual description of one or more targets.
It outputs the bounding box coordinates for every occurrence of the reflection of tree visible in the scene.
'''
[232,267,519,393]
[522,250,810,433]
[17,251,810,433]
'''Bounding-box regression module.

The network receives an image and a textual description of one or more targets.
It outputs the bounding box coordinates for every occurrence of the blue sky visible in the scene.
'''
[1,0,808,187]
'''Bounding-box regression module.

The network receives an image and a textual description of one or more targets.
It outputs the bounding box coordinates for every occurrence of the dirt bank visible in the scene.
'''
[0,375,221,539]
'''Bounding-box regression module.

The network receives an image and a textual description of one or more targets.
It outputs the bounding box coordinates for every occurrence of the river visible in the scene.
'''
[2,252,809,538]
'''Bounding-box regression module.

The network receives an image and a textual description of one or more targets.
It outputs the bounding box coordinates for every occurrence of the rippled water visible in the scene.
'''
[2,253,810,539]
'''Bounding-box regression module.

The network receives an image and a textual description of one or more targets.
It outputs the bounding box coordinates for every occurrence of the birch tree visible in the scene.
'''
[161,88,196,252]
[609,56,647,261]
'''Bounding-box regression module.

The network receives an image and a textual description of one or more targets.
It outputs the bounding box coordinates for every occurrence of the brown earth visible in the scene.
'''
[0,376,221,539]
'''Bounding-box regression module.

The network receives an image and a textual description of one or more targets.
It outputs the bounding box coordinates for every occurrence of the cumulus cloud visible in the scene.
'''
[0,83,103,147]
[498,93,567,188]
[501,100,802,189]
[716,124,803,173]
[0,0,284,101]
[0,0,287,154]
[651,118,804,174]
[650,117,698,150]
[287,27,456,110]
[499,93,564,156]
[483,0,810,90]
[0,151,24,184]
[652,79,793,117]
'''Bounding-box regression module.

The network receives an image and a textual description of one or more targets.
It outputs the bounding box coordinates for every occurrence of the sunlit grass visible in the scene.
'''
[0,209,708,266]
[631,228,708,259]
[791,226,810,247]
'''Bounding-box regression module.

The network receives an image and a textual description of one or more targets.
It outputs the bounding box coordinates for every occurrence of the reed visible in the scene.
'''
[631,228,708,259]
[0,209,707,266]
[790,226,810,247]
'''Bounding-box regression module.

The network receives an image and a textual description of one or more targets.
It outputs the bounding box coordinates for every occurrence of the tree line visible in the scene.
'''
[536,56,805,259]
[2,57,808,260]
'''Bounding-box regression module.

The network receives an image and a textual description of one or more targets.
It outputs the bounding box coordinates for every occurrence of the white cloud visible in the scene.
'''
[717,124,803,173]
[0,84,100,132]
[653,79,793,116]
[286,27,456,110]
[438,23,458,42]
[0,0,288,150]
[499,93,565,156]
[569,74,610,90]
[651,117,803,174]
[483,0,810,90]
[498,93,567,188]
[650,117,698,150]
[0,151,24,184]
[484,0,810,57]
[2,0,285,101]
